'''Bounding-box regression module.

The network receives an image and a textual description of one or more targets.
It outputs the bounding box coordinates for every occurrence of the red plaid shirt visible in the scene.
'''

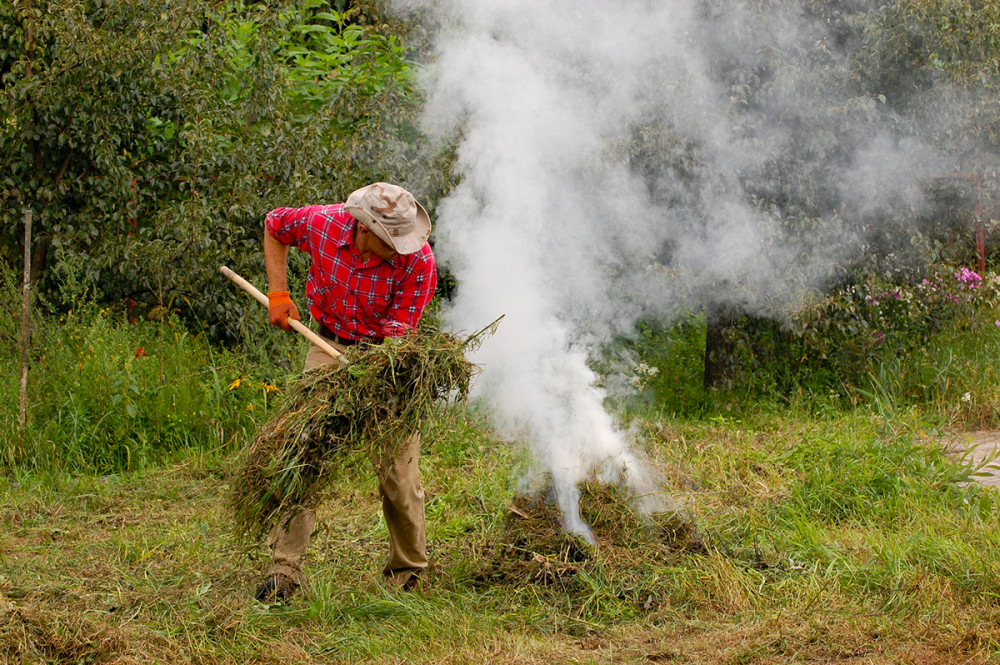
[265,204,437,340]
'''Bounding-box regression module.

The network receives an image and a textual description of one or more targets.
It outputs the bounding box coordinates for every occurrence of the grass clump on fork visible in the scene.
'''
[229,322,496,545]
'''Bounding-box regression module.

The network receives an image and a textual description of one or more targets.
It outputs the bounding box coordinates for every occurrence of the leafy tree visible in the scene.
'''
[0,0,201,283]
[1,0,421,341]
[621,0,1000,389]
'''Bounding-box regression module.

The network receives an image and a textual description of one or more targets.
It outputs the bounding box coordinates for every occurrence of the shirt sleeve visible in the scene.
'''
[265,206,327,253]
[379,250,438,337]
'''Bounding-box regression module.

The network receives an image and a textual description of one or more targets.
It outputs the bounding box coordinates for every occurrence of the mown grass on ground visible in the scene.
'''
[4,295,1000,663]
[2,404,999,664]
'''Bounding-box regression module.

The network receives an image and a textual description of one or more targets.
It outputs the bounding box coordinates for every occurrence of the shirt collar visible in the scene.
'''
[342,218,400,267]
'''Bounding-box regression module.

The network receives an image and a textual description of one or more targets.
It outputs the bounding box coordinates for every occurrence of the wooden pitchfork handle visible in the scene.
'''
[220,266,343,362]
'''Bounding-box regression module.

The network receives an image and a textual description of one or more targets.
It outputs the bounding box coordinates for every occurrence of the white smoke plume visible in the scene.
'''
[391,0,971,540]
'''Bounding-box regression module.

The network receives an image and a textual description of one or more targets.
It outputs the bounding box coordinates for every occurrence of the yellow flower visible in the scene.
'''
[260,382,278,393]
[228,379,242,391]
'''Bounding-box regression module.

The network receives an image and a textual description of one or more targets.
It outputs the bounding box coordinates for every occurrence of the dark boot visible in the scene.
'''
[254,573,299,603]
[401,572,423,592]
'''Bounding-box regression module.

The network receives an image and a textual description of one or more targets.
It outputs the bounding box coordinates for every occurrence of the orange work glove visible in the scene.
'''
[267,291,300,330]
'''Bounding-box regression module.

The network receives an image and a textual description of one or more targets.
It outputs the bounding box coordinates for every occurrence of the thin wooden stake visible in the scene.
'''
[19,208,32,428]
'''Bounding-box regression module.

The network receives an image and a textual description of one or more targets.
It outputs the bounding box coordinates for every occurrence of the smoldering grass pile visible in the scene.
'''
[474,481,709,587]
[229,323,496,545]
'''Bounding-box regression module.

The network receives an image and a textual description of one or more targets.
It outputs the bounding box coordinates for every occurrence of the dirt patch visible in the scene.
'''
[941,431,1000,488]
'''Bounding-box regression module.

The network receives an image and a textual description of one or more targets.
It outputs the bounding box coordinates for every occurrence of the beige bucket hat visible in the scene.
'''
[345,182,431,255]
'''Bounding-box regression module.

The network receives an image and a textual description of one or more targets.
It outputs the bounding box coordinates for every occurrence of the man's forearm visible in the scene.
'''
[264,230,290,293]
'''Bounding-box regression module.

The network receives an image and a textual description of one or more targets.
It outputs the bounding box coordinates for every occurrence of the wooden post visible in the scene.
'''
[20,208,32,428]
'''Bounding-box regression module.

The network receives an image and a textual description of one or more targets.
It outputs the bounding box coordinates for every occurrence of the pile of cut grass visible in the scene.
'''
[230,324,493,545]
[473,481,708,592]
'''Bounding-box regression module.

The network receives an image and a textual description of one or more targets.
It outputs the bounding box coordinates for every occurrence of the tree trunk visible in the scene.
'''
[703,304,736,391]
[29,233,49,286]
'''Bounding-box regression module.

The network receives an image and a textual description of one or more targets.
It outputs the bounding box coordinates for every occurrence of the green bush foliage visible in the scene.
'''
[793,265,997,375]
[1,0,422,341]
[626,263,1000,425]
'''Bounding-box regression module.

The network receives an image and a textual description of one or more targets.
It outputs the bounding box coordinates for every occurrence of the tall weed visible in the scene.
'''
[2,306,278,473]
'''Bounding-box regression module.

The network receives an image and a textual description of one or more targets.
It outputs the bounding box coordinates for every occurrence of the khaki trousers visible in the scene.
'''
[265,342,428,586]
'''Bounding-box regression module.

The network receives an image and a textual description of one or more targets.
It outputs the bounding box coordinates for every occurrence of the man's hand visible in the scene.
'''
[267,291,300,330]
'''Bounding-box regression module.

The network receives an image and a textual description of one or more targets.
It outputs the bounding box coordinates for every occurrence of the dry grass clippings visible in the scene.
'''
[475,481,709,591]
[0,600,127,664]
[229,323,496,545]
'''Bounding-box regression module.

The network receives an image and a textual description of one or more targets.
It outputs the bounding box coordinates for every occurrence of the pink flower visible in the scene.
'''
[955,267,982,289]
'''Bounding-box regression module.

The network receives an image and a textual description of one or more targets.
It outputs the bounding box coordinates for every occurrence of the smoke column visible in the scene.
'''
[396,0,964,539]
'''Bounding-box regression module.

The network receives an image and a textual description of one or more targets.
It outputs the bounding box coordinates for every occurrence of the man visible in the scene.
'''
[256,182,437,602]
